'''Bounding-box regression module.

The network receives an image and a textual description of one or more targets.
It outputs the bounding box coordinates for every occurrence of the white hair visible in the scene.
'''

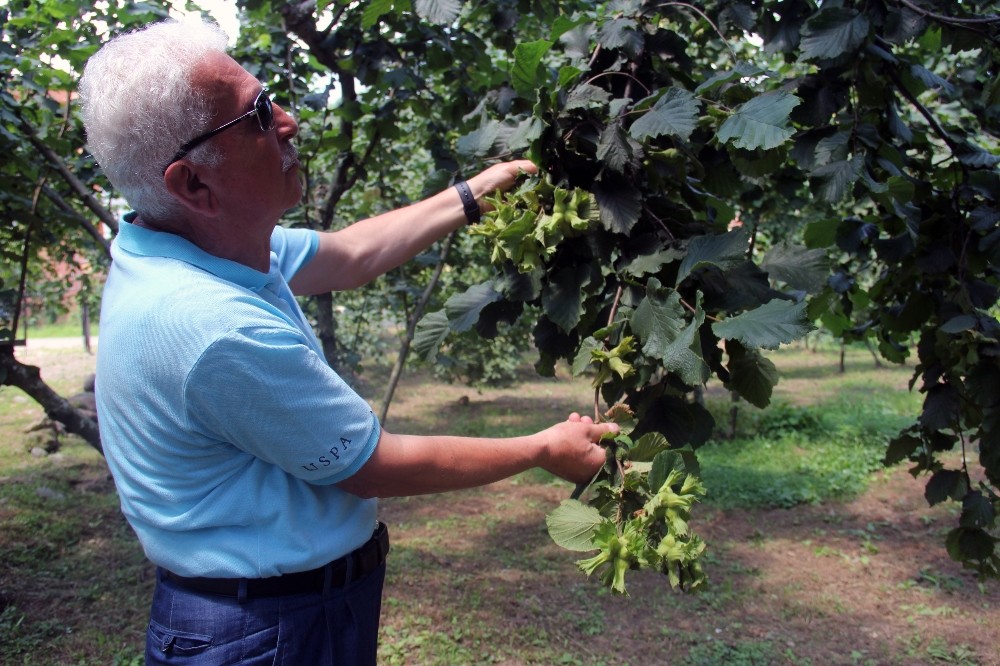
[79,19,229,221]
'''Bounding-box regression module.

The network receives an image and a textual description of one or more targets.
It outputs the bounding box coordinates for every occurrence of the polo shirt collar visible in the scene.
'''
[116,212,273,292]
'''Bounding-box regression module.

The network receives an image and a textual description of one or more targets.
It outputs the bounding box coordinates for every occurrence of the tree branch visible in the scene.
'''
[16,112,118,234]
[0,348,102,455]
[42,185,112,259]
[379,231,457,424]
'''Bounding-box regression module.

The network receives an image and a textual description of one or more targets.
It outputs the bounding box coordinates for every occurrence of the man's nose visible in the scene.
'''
[273,103,298,139]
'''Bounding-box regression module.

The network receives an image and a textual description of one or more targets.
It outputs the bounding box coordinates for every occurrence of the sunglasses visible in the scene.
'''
[163,87,274,172]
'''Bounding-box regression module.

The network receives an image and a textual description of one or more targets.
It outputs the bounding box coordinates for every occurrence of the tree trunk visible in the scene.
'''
[0,346,102,454]
[311,291,340,369]
[379,232,456,425]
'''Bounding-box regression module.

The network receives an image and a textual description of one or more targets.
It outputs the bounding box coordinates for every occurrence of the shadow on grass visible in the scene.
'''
[0,457,151,664]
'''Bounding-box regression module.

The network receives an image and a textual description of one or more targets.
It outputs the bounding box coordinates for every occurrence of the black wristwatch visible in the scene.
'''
[454,180,481,225]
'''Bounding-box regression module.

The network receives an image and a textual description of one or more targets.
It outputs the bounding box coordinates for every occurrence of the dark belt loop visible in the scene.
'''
[322,562,333,599]
[344,549,354,586]
[237,579,248,604]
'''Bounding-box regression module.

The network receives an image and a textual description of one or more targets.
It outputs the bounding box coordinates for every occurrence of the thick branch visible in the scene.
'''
[898,0,1000,25]
[43,185,112,259]
[17,116,119,233]
[886,66,966,165]
[0,348,102,455]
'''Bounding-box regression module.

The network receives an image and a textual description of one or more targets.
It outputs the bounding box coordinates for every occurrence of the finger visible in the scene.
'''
[567,412,582,422]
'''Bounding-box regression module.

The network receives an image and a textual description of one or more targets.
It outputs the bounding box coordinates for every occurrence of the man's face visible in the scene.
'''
[191,52,303,224]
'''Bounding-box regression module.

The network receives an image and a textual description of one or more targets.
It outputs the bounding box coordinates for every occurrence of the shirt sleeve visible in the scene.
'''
[182,325,380,485]
[270,225,318,282]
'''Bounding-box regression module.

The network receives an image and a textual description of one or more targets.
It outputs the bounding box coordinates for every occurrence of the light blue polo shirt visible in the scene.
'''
[95,214,381,578]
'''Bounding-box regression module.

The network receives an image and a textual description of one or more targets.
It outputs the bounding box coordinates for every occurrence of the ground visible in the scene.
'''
[2,339,998,665]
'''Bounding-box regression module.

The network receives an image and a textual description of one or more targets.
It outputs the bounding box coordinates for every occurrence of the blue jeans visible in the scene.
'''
[145,563,386,665]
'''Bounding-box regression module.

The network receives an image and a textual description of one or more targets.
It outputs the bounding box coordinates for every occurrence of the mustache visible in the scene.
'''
[281,143,299,172]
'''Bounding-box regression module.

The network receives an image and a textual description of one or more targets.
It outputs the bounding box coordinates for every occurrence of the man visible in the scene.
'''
[79,18,616,665]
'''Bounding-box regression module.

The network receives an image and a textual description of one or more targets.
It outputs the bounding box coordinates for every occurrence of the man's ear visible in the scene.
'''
[163,161,218,216]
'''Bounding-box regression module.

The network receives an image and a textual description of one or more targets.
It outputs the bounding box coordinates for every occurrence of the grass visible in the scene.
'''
[2,342,994,665]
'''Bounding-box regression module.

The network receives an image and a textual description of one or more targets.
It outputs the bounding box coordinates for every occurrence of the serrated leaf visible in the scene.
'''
[572,337,602,376]
[598,121,632,172]
[925,469,967,506]
[598,17,642,55]
[565,83,611,110]
[712,299,812,350]
[920,383,960,431]
[512,40,553,98]
[960,491,996,529]
[631,286,708,385]
[800,8,870,61]
[414,0,461,25]
[628,87,699,142]
[624,248,685,277]
[716,91,800,151]
[884,433,921,466]
[760,243,830,293]
[542,264,590,333]
[803,218,839,248]
[444,281,501,333]
[546,500,605,551]
[675,228,750,286]
[945,527,995,562]
[361,0,394,29]
[457,120,501,158]
[629,432,671,463]
[727,345,779,409]
[631,284,686,359]
[412,310,450,362]
[810,154,863,203]
[594,178,641,234]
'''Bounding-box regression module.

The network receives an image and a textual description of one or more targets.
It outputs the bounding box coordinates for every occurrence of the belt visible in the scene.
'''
[160,522,389,598]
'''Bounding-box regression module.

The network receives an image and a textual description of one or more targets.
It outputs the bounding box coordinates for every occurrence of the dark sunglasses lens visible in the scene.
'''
[256,92,274,131]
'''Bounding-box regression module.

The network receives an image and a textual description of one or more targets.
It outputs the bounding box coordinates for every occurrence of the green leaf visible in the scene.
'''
[597,121,633,172]
[572,337,602,376]
[800,8,870,61]
[512,40,554,98]
[631,285,708,386]
[542,264,590,333]
[445,282,501,333]
[629,432,671,463]
[631,282,685,358]
[675,228,750,286]
[945,527,996,562]
[810,154,864,203]
[727,345,779,409]
[624,248,685,277]
[712,299,813,350]
[546,500,605,551]
[412,310,451,362]
[925,469,967,506]
[884,433,921,466]
[716,91,800,151]
[960,491,996,529]
[760,243,830,293]
[361,0,394,29]
[920,384,960,432]
[598,18,642,55]
[457,120,501,158]
[628,87,700,143]
[802,218,839,248]
[565,83,611,111]
[414,0,462,25]
[594,178,641,235]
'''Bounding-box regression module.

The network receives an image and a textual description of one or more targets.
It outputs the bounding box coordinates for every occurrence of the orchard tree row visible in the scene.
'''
[1,0,997,588]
